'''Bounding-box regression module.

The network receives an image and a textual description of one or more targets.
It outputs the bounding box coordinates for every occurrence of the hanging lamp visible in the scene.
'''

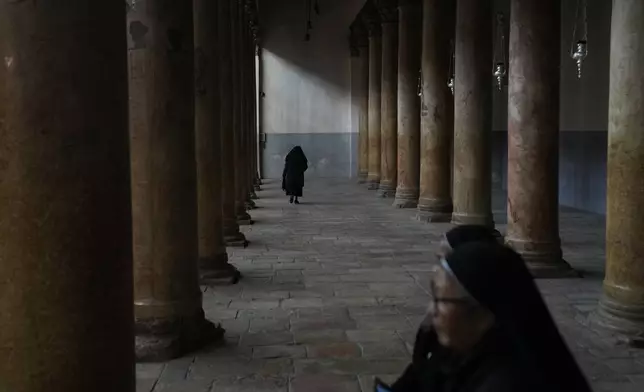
[570,0,588,79]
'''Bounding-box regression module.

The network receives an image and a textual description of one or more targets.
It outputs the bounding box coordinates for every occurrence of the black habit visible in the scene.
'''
[390,242,592,392]
[282,146,308,197]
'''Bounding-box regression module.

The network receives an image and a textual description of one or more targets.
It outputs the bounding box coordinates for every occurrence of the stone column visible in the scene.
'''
[417,0,454,222]
[232,0,253,224]
[352,20,370,183]
[127,0,223,361]
[255,47,265,189]
[251,38,262,193]
[240,16,252,210]
[393,0,422,208]
[220,0,249,246]
[364,9,383,189]
[376,1,399,198]
[597,0,644,338]
[248,25,261,196]
[451,0,493,226]
[245,22,259,204]
[0,2,134,390]
[506,0,572,277]
[194,0,241,284]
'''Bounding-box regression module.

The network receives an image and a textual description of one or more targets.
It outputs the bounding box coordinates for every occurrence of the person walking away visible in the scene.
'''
[282,146,308,204]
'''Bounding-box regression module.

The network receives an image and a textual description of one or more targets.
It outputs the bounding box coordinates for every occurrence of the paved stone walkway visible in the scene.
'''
[137,179,644,392]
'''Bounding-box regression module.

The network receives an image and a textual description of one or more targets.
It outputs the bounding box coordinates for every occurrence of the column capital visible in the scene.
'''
[374,0,399,24]
[361,3,382,36]
[243,0,261,47]
[350,19,369,55]
[244,0,258,19]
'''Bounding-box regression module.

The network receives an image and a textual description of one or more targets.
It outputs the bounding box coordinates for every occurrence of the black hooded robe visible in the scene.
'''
[282,146,308,197]
[389,242,592,392]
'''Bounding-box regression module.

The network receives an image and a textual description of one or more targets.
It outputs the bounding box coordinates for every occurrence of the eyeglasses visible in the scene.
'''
[429,280,473,309]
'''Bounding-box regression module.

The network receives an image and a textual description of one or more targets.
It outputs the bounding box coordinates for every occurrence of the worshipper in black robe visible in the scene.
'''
[282,146,308,204]
[387,241,591,392]
[390,225,503,391]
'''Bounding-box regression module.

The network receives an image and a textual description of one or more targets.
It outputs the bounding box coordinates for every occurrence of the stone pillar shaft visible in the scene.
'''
[245,25,258,205]
[0,2,134,390]
[393,0,422,208]
[417,0,454,222]
[506,0,572,277]
[597,0,644,338]
[127,0,222,361]
[232,0,252,224]
[451,0,493,226]
[250,42,261,193]
[367,22,383,189]
[357,43,370,183]
[378,14,399,198]
[194,0,240,284]
[221,0,248,246]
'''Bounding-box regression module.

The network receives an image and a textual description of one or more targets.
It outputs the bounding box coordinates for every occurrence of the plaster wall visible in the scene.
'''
[259,0,364,178]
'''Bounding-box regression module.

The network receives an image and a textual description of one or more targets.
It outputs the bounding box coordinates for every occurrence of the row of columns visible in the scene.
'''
[351,0,567,272]
[0,0,260,389]
[352,0,644,336]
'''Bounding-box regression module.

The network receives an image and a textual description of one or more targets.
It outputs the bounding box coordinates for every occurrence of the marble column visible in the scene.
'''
[451,0,493,226]
[127,0,223,361]
[232,0,253,224]
[352,20,370,184]
[221,0,249,246]
[376,1,399,198]
[0,2,134,390]
[506,0,573,277]
[364,9,383,189]
[194,0,240,284]
[393,0,422,208]
[417,0,454,222]
[596,0,644,338]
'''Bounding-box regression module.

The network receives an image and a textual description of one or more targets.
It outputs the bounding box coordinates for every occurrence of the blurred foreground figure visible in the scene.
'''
[389,240,591,392]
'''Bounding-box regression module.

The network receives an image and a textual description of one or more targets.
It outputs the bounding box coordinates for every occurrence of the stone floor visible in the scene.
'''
[137,179,644,392]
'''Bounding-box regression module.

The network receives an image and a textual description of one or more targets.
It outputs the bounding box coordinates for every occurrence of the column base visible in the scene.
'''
[451,212,494,227]
[377,182,397,198]
[254,173,262,186]
[225,233,249,248]
[357,172,368,184]
[237,215,253,226]
[254,184,262,192]
[393,188,419,208]
[366,174,380,190]
[417,198,453,222]
[592,295,644,346]
[245,200,256,210]
[250,190,259,200]
[135,310,225,362]
[505,237,580,279]
[236,205,253,226]
[199,253,241,285]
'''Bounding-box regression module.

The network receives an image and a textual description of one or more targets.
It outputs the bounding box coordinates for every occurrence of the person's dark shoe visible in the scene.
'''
[294,198,300,204]
[289,196,294,204]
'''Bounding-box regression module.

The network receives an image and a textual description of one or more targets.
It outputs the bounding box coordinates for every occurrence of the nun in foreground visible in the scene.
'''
[385,240,591,392]
[281,146,308,204]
